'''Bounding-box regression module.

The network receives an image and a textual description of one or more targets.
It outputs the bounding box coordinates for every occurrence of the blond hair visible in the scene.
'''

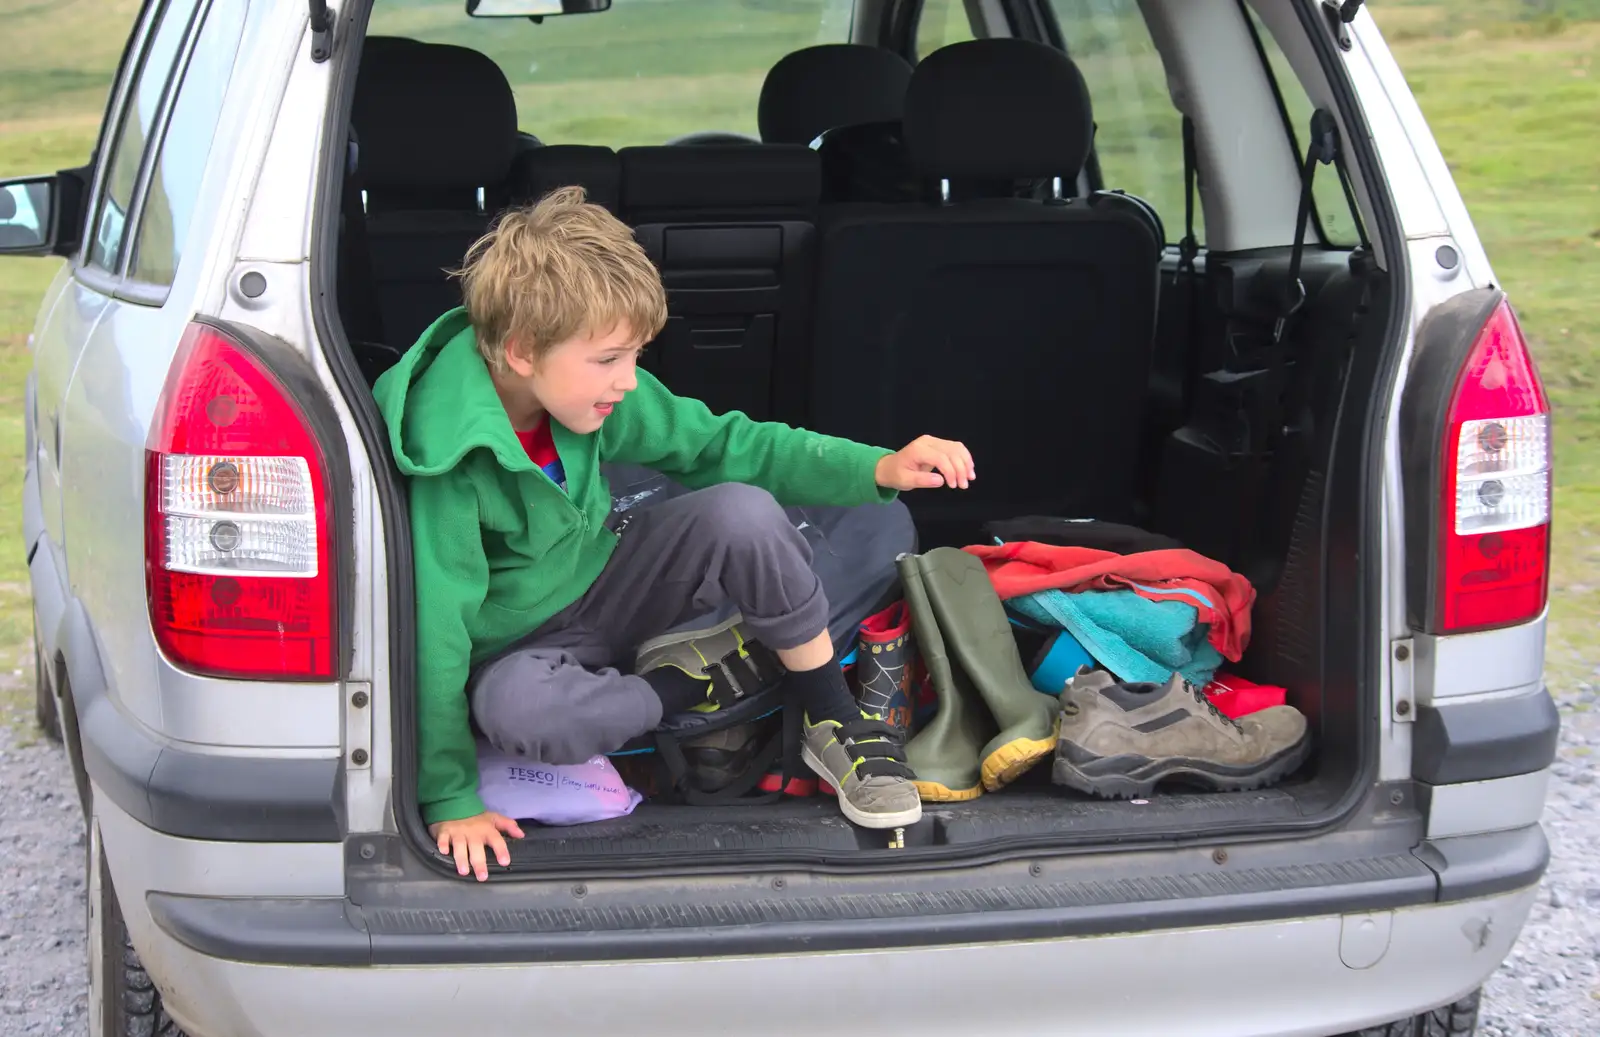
[456,186,667,373]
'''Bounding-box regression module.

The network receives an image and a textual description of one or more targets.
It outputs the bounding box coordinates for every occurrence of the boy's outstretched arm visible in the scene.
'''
[601,371,974,505]
[408,473,524,880]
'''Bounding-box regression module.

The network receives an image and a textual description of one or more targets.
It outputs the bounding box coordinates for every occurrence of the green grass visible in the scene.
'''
[0,0,1596,727]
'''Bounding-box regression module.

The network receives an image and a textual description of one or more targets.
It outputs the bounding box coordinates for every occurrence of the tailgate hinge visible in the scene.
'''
[1319,0,1362,51]
[1389,638,1415,723]
[310,0,335,62]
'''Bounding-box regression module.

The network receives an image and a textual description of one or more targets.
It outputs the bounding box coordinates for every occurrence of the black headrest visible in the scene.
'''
[511,146,622,213]
[619,145,820,211]
[903,38,1093,181]
[758,45,914,145]
[352,41,517,190]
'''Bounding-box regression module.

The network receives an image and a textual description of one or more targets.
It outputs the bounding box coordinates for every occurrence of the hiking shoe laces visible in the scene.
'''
[1185,679,1242,730]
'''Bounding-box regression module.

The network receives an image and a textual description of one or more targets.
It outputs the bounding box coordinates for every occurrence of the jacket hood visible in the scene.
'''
[371,308,535,477]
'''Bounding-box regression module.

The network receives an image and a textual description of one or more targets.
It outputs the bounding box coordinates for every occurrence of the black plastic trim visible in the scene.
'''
[1288,0,1411,825]
[1412,684,1560,786]
[306,0,441,867]
[60,591,343,843]
[146,823,1550,967]
[1422,824,1549,903]
[1398,287,1505,632]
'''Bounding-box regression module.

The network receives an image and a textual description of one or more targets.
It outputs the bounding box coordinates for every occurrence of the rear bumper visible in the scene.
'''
[123,819,1547,1037]
[137,882,1539,1037]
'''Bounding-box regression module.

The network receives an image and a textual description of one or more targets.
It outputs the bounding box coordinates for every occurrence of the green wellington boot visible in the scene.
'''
[917,547,1061,791]
[899,553,995,802]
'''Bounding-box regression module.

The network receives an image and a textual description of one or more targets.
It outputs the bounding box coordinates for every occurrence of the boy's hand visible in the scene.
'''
[429,811,525,882]
[876,435,975,491]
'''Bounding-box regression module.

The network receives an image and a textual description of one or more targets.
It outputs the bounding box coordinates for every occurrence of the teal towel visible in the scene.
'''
[1009,588,1223,687]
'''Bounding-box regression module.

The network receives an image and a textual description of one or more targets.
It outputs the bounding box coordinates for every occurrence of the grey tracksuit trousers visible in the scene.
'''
[468,483,829,766]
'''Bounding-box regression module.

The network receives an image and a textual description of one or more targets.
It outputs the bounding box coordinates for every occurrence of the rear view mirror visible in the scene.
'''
[466,0,610,17]
[0,176,56,255]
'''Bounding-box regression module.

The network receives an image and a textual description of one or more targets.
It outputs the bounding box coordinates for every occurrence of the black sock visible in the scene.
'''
[643,666,710,717]
[786,658,860,726]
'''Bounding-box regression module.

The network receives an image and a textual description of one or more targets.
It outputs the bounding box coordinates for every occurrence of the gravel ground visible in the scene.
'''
[0,684,1595,1037]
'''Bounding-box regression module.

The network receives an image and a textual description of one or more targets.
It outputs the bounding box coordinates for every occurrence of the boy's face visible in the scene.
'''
[506,322,643,434]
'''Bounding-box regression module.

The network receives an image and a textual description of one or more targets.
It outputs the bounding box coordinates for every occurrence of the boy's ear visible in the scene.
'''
[503,338,538,377]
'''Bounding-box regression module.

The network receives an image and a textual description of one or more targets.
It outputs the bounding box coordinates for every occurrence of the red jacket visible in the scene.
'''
[963,542,1256,661]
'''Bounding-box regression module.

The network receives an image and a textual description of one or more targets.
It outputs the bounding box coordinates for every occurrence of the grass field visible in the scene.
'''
[0,0,1596,727]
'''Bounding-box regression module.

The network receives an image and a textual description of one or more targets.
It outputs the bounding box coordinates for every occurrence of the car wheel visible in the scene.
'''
[1345,990,1480,1037]
[33,622,61,743]
[87,818,189,1037]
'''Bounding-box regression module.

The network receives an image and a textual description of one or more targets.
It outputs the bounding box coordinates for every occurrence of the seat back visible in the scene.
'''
[510,144,622,213]
[757,44,913,146]
[808,39,1163,547]
[351,41,519,351]
[619,144,821,422]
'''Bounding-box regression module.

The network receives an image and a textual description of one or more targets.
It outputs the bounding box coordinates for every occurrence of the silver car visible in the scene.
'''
[1,0,1555,1034]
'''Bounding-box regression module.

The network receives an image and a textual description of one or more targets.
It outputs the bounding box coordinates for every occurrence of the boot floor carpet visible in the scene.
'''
[503,782,1319,866]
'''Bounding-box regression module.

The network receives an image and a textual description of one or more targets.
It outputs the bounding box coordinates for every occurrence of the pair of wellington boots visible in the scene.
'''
[898,547,1061,801]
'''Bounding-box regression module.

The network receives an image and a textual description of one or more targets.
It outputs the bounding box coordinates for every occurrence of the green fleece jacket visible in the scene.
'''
[372,308,896,824]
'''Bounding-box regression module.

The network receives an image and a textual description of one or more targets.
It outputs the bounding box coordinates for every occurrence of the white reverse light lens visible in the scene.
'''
[163,515,318,576]
[162,455,313,516]
[159,454,318,576]
[1455,415,1550,535]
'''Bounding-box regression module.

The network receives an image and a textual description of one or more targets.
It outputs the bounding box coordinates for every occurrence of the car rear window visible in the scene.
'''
[367,0,856,146]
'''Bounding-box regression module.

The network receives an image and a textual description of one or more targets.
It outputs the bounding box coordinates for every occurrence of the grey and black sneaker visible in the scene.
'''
[634,613,786,713]
[1052,667,1310,799]
[802,713,923,828]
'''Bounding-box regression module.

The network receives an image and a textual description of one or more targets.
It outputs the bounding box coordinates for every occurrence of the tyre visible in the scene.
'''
[88,819,189,1037]
[1344,990,1480,1037]
[34,625,61,743]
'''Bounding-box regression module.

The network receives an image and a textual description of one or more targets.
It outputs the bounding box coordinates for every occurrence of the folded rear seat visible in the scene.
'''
[806,39,1164,548]
[619,144,821,422]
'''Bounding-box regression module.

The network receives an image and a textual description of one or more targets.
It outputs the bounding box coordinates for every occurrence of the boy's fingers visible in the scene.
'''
[497,816,526,840]
[469,838,489,882]
[490,831,512,868]
[436,830,452,856]
[949,451,969,489]
[452,839,471,877]
[936,450,964,489]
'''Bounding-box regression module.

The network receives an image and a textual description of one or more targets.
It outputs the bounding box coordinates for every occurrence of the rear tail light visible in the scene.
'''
[1436,299,1551,632]
[145,323,337,680]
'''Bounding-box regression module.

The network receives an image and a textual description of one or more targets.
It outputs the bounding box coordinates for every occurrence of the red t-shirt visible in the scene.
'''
[515,418,566,491]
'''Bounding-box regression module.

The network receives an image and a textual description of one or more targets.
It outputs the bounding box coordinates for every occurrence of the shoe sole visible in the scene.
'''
[1050,734,1312,799]
[635,611,746,661]
[913,779,984,802]
[802,746,924,829]
[980,731,1059,791]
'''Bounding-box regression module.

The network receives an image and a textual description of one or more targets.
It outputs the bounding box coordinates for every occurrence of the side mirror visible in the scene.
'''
[0,169,89,259]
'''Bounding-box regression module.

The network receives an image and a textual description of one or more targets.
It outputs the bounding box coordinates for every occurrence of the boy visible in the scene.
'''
[374,187,975,881]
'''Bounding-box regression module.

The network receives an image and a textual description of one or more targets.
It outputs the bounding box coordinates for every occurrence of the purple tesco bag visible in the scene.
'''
[476,742,643,825]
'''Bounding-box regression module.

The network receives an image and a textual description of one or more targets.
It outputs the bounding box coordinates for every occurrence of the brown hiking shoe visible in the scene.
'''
[1052,668,1309,798]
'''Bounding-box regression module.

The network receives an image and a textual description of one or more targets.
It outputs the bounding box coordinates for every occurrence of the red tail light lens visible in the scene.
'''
[145,323,337,680]
[1437,300,1551,632]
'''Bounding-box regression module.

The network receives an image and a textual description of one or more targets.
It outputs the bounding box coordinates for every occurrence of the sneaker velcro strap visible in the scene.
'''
[839,717,904,745]
[838,719,915,780]
[854,756,916,781]
[706,643,784,710]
